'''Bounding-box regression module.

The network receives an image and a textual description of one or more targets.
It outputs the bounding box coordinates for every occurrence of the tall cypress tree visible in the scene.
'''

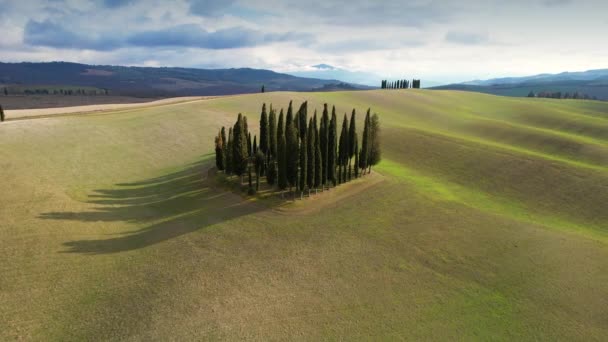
[314,115,322,190]
[348,109,357,180]
[232,114,248,179]
[307,116,315,192]
[320,104,329,189]
[0,104,4,122]
[353,135,359,178]
[285,103,299,191]
[277,110,288,191]
[215,129,224,171]
[226,127,233,174]
[269,107,277,159]
[338,114,349,184]
[221,126,227,172]
[247,132,252,158]
[368,113,382,172]
[328,107,338,186]
[253,135,258,154]
[254,150,264,191]
[259,103,269,156]
[359,109,371,174]
[297,102,308,194]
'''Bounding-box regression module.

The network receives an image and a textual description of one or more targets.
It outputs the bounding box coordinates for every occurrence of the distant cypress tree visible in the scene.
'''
[348,109,357,180]
[0,104,4,122]
[368,113,382,172]
[285,102,299,191]
[232,114,248,179]
[261,85,265,93]
[338,114,349,184]
[259,104,269,156]
[328,107,338,186]
[527,91,535,98]
[269,107,277,159]
[307,116,315,192]
[359,109,371,174]
[320,104,329,189]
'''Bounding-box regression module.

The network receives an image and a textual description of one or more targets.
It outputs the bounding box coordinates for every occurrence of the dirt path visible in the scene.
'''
[4,96,223,121]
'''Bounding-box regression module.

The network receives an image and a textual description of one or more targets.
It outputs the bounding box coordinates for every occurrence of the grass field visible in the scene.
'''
[1,90,607,340]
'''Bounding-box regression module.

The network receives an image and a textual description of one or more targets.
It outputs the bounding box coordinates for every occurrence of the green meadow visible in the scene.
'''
[1,90,607,340]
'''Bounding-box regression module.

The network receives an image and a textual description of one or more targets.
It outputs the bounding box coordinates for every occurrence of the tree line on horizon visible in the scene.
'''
[214,101,381,198]
[381,79,421,89]
[527,90,597,101]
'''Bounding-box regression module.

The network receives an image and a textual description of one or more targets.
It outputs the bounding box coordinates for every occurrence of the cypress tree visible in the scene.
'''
[0,104,4,122]
[314,115,322,190]
[328,107,338,186]
[368,113,382,172]
[267,157,277,186]
[359,109,371,174]
[215,129,224,171]
[221,127,227,172]
[247,132,253,158]
[285,103,299,192]
[259,103,269,156]
[254,151,264,191]
[232,114,248,180]
[248,164,254,194]
[348,109,357,180]
[269,107,277,159]
[353,135,359,178]
[277,109,288,191]
[297,102,308,194]
[338,114,349,184]
[226,127,233,174]
[307,116,315,193]
[320,104,329,189]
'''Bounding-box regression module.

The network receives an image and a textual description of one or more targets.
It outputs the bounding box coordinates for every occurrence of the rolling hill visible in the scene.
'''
[434,69,608,100]
[1,90,607,340]
[0,62,367,98]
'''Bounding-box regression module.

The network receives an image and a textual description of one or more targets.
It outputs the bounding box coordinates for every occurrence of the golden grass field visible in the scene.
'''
[1,90,607,340]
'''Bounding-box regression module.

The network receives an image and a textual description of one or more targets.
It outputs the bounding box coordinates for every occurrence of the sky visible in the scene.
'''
[0,0,607,85]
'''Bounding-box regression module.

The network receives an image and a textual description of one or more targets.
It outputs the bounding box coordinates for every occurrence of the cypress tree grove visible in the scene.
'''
[328,107,338,186]
[306,117,315,193]
[320,104,329,189]
[359,109,371,174]
[348,109,357,180]
[368,113,382,172]
[339,114,349,184]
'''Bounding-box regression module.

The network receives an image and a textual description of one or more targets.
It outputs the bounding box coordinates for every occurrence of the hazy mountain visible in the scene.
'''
[288,64,382,87]
[435,69,608,100]
[0,62,368,97]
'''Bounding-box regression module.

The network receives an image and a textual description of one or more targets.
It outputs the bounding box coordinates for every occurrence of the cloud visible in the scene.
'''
[101,0,135,8]
[24,20,122,51]
[23,21,312,51]
[542,0,572,7]
[444,31,489,45]
[188,0,236,16]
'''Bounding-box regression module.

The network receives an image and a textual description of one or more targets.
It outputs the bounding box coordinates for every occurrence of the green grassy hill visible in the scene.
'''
[1,90,607,340]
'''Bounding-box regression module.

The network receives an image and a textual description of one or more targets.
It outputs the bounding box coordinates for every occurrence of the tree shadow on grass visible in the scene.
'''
[39,160,266,254]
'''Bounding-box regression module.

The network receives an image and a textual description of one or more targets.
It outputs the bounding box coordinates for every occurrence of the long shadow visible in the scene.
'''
[39,160,266,254]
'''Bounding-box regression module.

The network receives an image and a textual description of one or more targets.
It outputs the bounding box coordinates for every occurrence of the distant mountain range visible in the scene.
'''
[288,64,383,87]
[433,69,608,100]
[0,62,370,97]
